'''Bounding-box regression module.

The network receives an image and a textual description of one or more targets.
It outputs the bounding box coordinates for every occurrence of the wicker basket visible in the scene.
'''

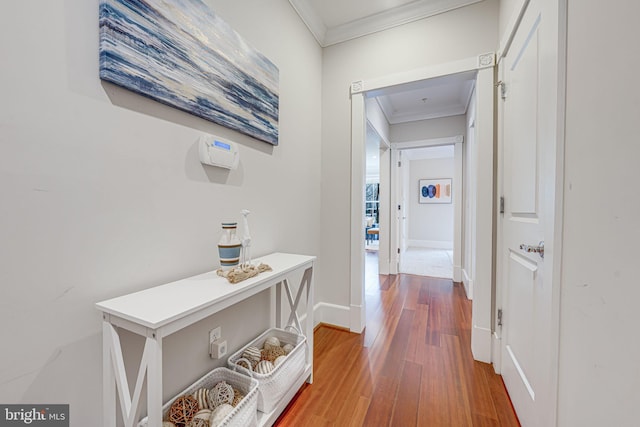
[227,327,306,413]
[137,367,258,427]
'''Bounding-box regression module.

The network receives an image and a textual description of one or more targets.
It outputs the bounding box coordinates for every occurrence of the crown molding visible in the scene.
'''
[288,0,327,46]
[291,0,485,47]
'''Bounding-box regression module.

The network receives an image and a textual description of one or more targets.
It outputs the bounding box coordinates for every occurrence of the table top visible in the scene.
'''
[95,252,315,330]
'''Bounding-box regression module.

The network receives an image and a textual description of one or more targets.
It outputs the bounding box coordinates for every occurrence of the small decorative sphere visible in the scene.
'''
[162,422,176,427]
[263,336,281,350]
[209,403,233,427]
[231,388,245,407]
[282,343,294,355]
[167,395,198,426]
[235,358,252,372]
[186,418,209,427]
[193,409,212,421]
[192,387,211,410]
[264,346,285,362]
[274,355,287,367]
[208,381,234,409]
[255,360,275,374]
[241,346,262,364]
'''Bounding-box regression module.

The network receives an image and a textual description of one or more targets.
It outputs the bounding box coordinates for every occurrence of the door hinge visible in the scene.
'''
[500,196,505,214]
[497,80,507,100]
[397,248,400,254]
[497,309,503,327]
[398,161,402,167]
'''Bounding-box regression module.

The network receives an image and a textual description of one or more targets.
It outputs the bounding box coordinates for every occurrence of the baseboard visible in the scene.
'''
[492,331,502,373]
[407,239,453,250]
[462,268,473,300]
[471,325,492,363]
[350,304,365,333]
[312,302,350,330]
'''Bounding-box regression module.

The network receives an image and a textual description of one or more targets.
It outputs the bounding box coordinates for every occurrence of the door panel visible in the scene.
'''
[500,0,560,425]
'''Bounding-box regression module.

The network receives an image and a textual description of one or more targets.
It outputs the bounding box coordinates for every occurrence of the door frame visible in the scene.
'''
[349,55,496,363]
[390,137,463,278]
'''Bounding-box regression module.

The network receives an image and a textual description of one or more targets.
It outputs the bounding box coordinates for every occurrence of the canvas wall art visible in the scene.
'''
[419,179,452,204]
[99,0,279,145]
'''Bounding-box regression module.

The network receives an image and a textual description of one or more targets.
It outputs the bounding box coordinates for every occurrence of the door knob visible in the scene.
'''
[519,241,544,258]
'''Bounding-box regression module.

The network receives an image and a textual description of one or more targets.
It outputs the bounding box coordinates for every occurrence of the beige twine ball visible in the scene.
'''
[231,388,245,407]
[235,358,252,372]
[208,381,234,409]
[193,409,212,421]
[162,422,176,427]
[255,360,275,374]
[209,403,233,427]
[263,346,285,362]
[282,343,294,355]
[186,418,209,427]
[263,336,281,350]
[241,346,261,365]
[274,355,287,367]
[192,387,211,410]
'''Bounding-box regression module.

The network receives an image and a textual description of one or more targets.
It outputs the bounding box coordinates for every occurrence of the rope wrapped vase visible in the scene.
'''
[217,263,272,284]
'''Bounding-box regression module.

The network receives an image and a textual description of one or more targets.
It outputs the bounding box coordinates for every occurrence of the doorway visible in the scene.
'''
[397,145,456,279]
[350,55,496,364]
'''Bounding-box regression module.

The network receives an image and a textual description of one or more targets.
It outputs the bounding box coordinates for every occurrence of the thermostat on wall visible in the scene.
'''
[198,135,239,170]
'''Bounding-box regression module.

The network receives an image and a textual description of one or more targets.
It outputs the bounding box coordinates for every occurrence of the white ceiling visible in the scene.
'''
[288,0,484,47]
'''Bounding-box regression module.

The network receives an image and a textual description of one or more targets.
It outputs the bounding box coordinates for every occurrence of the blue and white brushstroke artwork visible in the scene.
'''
[99,0,279,145]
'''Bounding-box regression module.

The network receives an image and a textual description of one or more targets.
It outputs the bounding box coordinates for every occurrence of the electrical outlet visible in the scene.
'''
[209,327,221,344]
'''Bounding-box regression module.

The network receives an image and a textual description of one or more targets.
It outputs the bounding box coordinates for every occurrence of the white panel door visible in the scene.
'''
[500,0,561,425]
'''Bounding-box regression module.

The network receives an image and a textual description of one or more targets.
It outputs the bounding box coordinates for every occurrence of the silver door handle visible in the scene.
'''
[520,241,544,258]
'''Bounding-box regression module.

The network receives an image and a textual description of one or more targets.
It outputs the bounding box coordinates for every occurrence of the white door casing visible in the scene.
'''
[499,0,564,425]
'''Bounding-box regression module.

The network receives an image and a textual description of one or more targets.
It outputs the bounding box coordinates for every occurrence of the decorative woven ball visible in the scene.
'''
[255,360,275,374]
[167,395,198,426]
[274,355,287,367]
[263,336,281,350]
[235,358,252,372]
[208,381,234,409]
[186,418,209,427]
[193,409,212,421]
[241,346,262,364]
[263,346,285,362]
[192,388,211,410]
[162,422,176,427]
[231,388,245,407]
[282,343,294,355]
[209,403,233,427]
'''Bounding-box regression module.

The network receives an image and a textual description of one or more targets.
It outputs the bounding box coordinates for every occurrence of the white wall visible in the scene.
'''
[320,0,499,321]
[391,115,467,143]
[558,1,640,425]
[0,0,321,424]
[408,157,454,248]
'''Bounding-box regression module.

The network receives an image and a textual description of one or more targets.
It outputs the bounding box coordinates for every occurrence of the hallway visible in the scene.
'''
[275,252,519,426]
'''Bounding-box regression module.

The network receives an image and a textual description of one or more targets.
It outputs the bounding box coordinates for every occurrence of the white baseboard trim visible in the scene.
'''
[462,268,473,300]
[492,331,502,374]
[407,239,453,250]
[453,265,462,283]
[312,302,350,329]
[471,324,492,363]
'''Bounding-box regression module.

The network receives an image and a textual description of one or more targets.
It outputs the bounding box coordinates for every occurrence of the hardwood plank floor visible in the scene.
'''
[275,252,520,426]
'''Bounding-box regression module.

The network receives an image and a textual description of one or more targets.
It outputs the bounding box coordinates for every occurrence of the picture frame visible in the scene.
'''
[419,178,452,204]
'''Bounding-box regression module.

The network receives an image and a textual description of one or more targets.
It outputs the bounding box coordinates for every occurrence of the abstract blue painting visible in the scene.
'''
[99,0,279,145]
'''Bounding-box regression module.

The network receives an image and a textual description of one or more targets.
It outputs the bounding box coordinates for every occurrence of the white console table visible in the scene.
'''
[96,252,315,427]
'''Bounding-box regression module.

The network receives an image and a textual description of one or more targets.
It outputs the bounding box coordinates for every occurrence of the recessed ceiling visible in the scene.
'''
[288,0,485,47]
[370,70,477,124]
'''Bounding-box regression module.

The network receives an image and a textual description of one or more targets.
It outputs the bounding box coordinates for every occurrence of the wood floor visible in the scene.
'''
[275,253,520,426]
